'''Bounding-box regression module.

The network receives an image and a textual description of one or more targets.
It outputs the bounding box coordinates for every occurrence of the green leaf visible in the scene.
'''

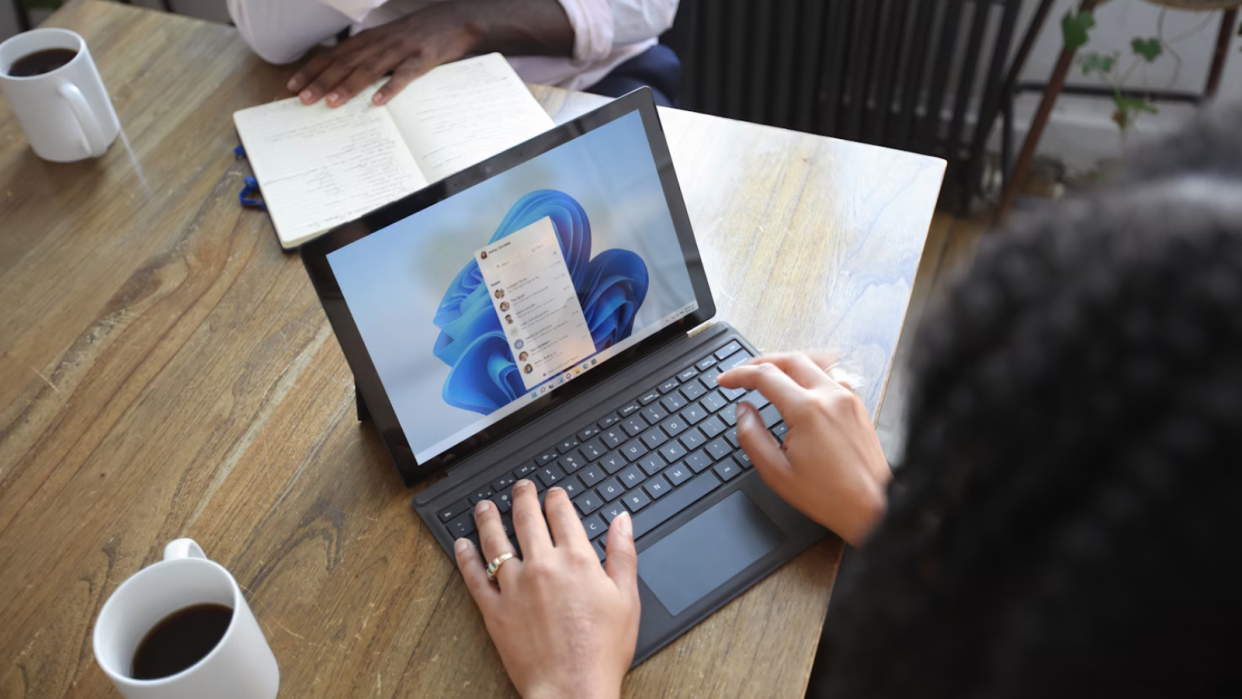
[1062,8,1096,51]
[1131,37,1163,62]
[1080,51,1116,76]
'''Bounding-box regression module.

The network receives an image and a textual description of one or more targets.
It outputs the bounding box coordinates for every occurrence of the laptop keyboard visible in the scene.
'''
[435,339,786,561]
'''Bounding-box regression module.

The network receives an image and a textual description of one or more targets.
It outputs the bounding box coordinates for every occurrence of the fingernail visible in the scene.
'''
[737,402,757,426]
[372,93,385,105]
[616,511,632,536]
[515,479,532,490]
[327,92,340,104]
[286,78,299,91]
[475,500,491,514]
[454,538,470,553]
[299,89,313,101]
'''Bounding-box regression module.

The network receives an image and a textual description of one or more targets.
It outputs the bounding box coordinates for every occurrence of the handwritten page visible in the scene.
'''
[233,87,427,248]
[386,53,555,183]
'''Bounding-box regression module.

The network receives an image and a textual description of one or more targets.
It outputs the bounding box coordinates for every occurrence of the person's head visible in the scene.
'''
[519,351,528,361]
[506,315,513,324]
[825,101,1242,699]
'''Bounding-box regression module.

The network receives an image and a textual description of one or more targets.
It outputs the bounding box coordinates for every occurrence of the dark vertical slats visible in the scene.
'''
[748,2,775,124]
[944,1,990,207]
[818,1,851,136]
[965,0,1021,207]
[868,0,908,143]
[894,0,938,150]
[921,0,964,155]
[792,0,829,132]
[702,2,723,115]
[770,0,801,129]
[840,0,877,140]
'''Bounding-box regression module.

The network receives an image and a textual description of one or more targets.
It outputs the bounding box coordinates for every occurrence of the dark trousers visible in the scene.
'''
[587,43,682,107]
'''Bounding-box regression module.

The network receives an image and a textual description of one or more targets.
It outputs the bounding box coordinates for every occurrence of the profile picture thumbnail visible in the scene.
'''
[518,351,529,361]
[505,314,514,325]
[523,364,533,374]
[480,250,488,260]
[514,339,524,349]
[499,301,510,312]
[494,289,505,300]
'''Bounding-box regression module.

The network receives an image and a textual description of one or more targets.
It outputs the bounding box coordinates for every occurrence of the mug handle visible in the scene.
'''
[57,82,109,158]
[164,539,208,561]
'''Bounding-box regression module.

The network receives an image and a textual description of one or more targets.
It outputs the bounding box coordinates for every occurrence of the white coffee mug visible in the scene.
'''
[93,539,280,699]
[0,27,120,162]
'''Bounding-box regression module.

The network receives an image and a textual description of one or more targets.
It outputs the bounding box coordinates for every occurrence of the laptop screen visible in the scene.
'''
[326,111,699,465]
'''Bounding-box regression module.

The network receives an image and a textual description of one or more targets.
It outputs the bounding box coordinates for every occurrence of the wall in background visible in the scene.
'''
[2,0,1238,172]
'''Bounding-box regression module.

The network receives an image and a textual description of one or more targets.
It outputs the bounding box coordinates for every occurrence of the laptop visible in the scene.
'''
[300,88,828,665]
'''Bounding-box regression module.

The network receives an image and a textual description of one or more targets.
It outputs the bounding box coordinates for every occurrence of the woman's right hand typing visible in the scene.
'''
[717,353,891,547]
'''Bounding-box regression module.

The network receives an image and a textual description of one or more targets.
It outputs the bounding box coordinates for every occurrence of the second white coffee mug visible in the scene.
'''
[93,539,280,699]
[0,27,120,162]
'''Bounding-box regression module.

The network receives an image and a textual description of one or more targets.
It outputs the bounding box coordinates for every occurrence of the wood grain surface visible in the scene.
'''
[0,3,944,697]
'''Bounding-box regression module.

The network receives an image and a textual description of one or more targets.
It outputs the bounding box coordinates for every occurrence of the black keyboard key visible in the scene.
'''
[663,462,692,486]
[715,340,742,360]
[632,472,722,540]
[705,438,732,461]
[622,488,652,513]
[725,426,740,447]
[597,413,621,429]
[619,438,647,462]
[574,490,603,515]
[492,474,517,492]
[582,513,608,539]
[713,457,742,481]
[660,392,687,412]
[601,502,629,524]
[640,404,668,425]
[680,381,707,402]
[676,366,699,382]
[640,426,667,450]
[531,477,545,493]
[599,451,627,475]
[639,388,662,405]
[438,499,471,522]
[659,441,687,463]
[556,437,581,454]
[720,384,747,401]
[593,538,607,561]
[444,511,476,538]
[760,404,783,428]
[560,474,585,499]
[699,415,727,439]
[679,426,706,451]
[618,463,647,488]
[660,414,688,438]
[499,513,514,538]
[720,403,738,426]
[513,462,537,479]
[695,355,719,371]
[468,488,494,505]
[680,403,708,425]
[597,477,625,501]
[618,401,641,418]
[577,425,600,441]
[700,390,728,413]
[698,368,722,391]
[579,464,607,487]
[535,449,559,466]
[621,415,647,437]
[719,350,753,372]
[637,453,666,477]
[579,438,607,460]
[741,390,770,411]
[685,450,714,473]
[558,453,585,474]
[735,450,752,468]
[538,464,565,487]
[600,427,626,449]
[658,377,680,394]
[772,423,788,442]
[495,490,513,513]
[643,475,672,499]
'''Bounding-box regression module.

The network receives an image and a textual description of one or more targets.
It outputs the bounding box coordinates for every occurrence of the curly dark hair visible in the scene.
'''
[823,101,1242,699]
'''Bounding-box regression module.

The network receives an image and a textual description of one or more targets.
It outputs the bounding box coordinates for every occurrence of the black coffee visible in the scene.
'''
[131,603,233,680]
[7,48,77,77]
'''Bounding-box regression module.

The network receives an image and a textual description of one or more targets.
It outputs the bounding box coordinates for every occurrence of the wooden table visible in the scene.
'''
[0,3,943,697]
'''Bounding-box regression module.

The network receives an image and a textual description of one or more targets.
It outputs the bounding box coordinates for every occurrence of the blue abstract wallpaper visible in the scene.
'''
[432,190,649,415]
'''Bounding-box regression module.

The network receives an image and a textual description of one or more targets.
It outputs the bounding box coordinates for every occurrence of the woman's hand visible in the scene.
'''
[455,480,640,699]
[718,353,891,547]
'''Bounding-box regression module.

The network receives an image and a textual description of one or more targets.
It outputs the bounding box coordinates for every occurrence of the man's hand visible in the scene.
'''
[718,353,891,547]
[287,0,574,108]
[456,480,639,699]
[287,3,479,107]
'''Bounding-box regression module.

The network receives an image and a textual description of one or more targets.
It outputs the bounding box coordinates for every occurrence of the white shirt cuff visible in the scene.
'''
[556,0,616,65]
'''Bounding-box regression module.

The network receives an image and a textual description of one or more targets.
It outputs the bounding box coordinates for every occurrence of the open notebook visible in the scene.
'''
[233,53,555,249]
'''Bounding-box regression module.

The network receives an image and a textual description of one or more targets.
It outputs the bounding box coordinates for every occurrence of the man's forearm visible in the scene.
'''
[452,0,577,58]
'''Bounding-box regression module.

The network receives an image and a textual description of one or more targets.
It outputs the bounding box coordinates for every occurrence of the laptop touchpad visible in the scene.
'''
[638,491,785,616]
